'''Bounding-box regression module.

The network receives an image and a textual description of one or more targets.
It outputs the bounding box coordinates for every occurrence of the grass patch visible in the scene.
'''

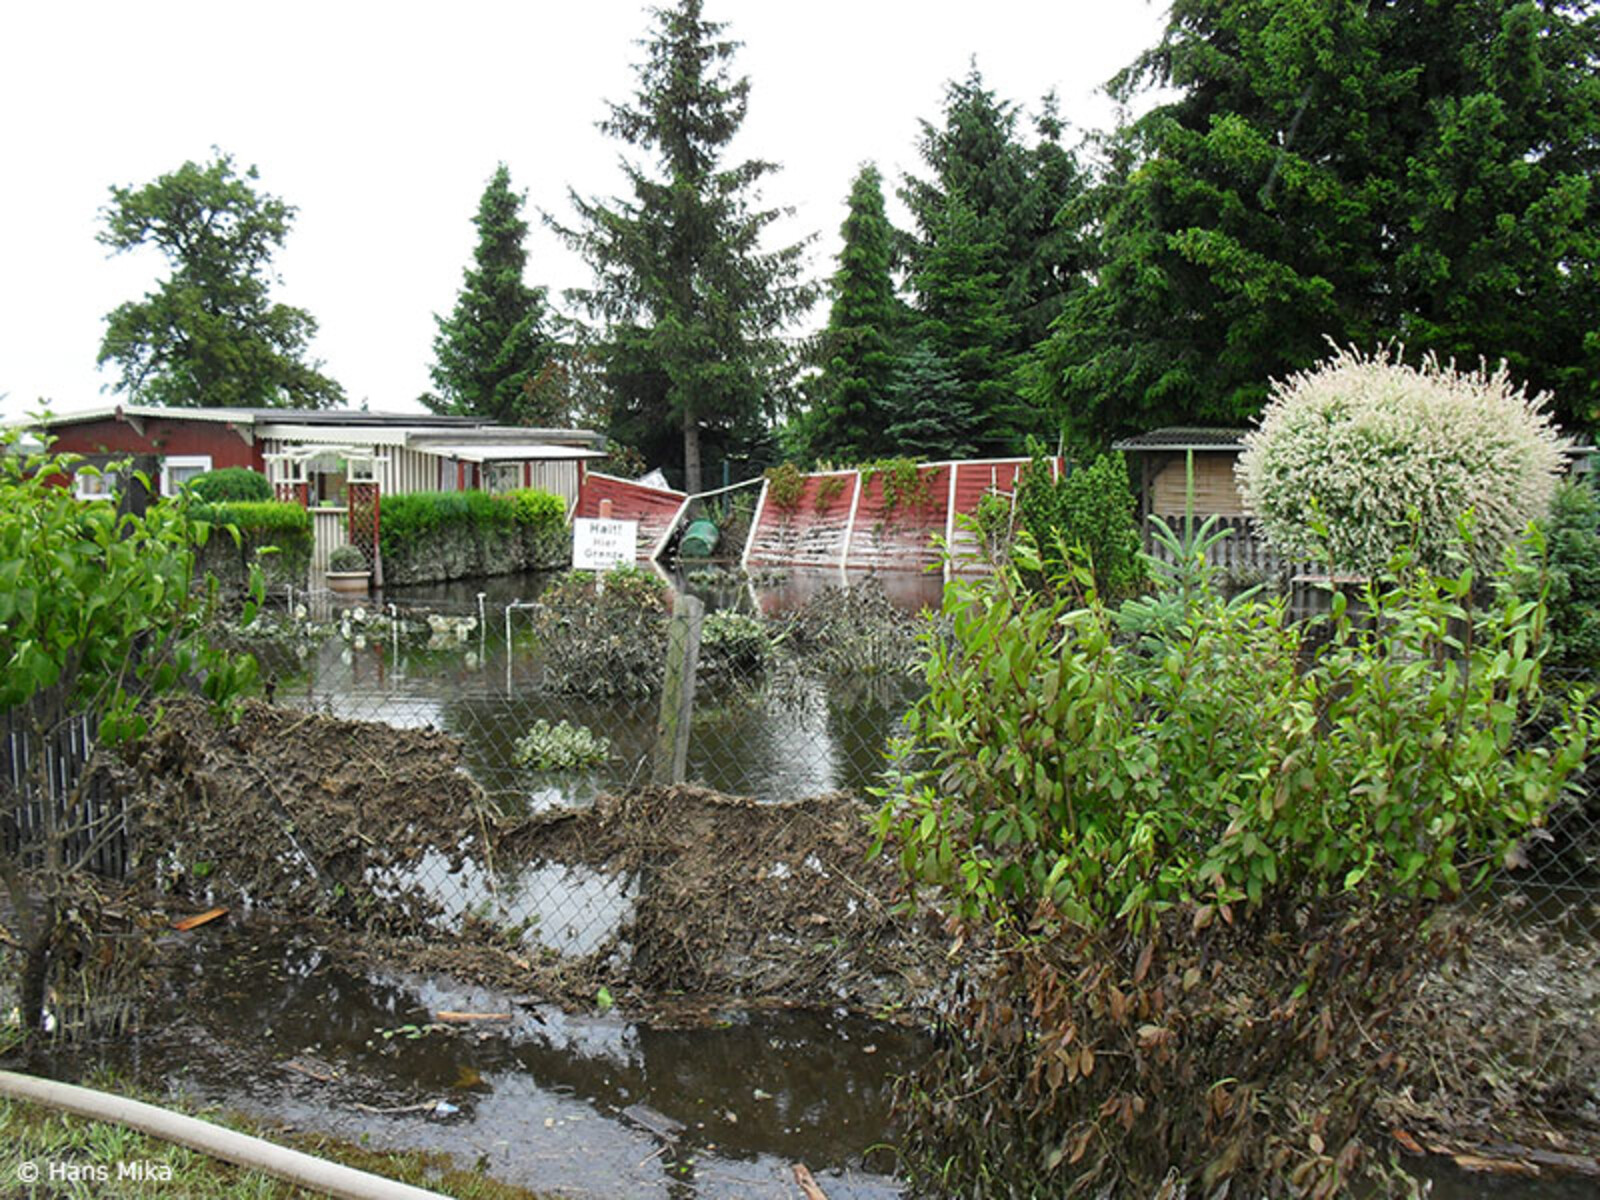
[0,1089,552,1199]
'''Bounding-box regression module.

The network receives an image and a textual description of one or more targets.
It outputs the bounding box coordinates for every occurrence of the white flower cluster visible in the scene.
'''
[1236,345,1570,574]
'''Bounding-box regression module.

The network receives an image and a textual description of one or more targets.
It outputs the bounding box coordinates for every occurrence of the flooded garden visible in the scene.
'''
[7,561,1600,1198]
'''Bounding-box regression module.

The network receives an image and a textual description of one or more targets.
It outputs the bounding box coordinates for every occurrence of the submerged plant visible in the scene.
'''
[512,718,612,771]
[697,609,779,689]
[530,567,670,697]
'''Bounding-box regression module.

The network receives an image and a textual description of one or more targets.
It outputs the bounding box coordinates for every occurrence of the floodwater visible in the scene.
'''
[260,567,928,810]
[36,919,1594,1200]
[76,565,1589,1198]
[49,923,923,1199]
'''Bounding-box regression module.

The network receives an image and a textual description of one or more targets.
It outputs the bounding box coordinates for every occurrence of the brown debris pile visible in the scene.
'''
[1379,915,1600,1170]
[123,698,490,932]
[119,701,947,1013]
[503,786,948,1007]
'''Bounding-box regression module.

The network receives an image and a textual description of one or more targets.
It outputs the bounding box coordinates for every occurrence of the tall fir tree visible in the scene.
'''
[904,199,1017,458]
[805,164,906,463]
[1035,0,1600,442]
[556,0,815,492]
[900,66,1087,448]
[98,153,343,410]
[885,339,974,461]
[427,164,559,425]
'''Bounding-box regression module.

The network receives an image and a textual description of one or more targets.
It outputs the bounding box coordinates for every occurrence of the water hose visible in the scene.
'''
[0,1069,449,1200]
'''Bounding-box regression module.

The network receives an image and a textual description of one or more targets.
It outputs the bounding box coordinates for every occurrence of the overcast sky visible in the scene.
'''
[0,1,1171,424]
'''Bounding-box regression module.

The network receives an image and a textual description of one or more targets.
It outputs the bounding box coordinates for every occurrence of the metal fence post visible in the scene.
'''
[651,593,704,786]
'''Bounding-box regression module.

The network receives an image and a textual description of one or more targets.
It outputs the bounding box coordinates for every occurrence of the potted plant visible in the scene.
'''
[325,543,371,595]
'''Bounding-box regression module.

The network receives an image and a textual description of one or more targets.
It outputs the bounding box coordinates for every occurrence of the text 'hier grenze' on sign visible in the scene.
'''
[572,518,639,570]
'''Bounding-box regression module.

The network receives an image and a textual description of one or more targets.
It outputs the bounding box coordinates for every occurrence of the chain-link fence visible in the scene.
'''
[31,575,938,1017]
[9,569,1600,1044]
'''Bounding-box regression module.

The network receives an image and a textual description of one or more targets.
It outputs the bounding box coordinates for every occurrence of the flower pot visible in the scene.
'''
[325,570,371,596]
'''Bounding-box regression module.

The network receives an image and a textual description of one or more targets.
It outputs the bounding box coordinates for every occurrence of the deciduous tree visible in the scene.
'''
[98,153,344,410]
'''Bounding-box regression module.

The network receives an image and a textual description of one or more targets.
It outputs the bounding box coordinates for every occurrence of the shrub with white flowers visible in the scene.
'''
[1236,345,1570,574]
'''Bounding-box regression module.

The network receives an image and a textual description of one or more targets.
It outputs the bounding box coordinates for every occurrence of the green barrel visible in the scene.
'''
[681,518,721,558]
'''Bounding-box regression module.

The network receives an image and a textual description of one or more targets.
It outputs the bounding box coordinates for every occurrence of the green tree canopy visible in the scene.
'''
[906,198,1021,456]
[426,164,560,425]
[1035,0,1600,443]
[556,0,816,493]
[804,164,907,463]
[904,72,1090,349]
[901,66,1088,450]
[883,339,974,462]
[97,152,344,410]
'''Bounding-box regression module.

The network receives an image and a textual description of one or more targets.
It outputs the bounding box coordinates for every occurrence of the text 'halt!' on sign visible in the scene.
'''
[572,518,639,570]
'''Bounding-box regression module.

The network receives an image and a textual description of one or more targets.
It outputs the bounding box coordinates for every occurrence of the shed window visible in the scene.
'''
[160,455,213,495]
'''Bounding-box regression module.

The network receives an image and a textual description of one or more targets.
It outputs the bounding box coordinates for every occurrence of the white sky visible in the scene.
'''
[0,1,1170,424]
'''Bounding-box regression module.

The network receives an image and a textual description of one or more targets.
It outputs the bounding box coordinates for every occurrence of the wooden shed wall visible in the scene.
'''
[1146,450,1249,517]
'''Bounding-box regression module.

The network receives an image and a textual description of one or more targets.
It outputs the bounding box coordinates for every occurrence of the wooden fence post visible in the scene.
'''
[651,593,704,786]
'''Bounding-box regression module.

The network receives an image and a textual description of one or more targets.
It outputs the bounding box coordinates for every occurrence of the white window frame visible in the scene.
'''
[74,467,120,500]
[160,454,213,496]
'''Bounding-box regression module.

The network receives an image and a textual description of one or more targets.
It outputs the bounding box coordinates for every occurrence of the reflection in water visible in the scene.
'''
[62,926,920,1199]
[256,569,926,810]
[367,847,637,957]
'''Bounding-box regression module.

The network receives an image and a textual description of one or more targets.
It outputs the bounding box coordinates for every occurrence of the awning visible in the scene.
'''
[411,443,609,464]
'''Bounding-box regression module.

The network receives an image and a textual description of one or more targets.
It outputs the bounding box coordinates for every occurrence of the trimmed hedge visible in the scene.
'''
[379,488,569,585]
[188,500,312,590]
[185,467,273,502]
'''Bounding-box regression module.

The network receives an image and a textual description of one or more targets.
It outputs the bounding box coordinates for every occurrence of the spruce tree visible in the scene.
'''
[427,164,558,425]
[1036,0,1600,442]
[885,339,973,461]
[904,70,1088,351]
[807,164,905,463]
[905,198,1020,456]
[556,0,816,493]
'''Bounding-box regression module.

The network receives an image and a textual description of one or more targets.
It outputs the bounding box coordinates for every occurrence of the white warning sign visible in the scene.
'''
[572,518,639,569]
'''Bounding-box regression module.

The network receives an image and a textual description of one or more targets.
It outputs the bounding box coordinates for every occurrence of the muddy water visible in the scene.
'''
[259,568,925,810]
[35,922,1592,1198]
[65,924,921,1198]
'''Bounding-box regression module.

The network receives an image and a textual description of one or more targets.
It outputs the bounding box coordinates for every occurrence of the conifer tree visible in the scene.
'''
[885,339,974,461]
[557,0,815,492]
[901,67,1086,449]
[906,199,1021,456]
[1036,0,1600,442]
[427,164,558,425]
[806,164,905,463]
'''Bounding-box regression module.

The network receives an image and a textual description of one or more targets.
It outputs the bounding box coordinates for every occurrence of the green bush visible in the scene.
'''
[877,543,1596,1195]
[1014,442,1145,600]
[1237,345,1569,574]
[530,567,670,698]
[326,544,367,572]
[187,500,311,589]
[698,610,778,688]
[378,489,568,584]
[884,544,1591,928]
[184,467,272,502]
[1527,478,1600,671]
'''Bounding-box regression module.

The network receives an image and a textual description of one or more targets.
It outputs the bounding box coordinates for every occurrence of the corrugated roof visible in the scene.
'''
[1112,427,1248,451]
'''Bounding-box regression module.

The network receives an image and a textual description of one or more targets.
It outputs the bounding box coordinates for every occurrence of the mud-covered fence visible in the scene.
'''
[0,704,126,879]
